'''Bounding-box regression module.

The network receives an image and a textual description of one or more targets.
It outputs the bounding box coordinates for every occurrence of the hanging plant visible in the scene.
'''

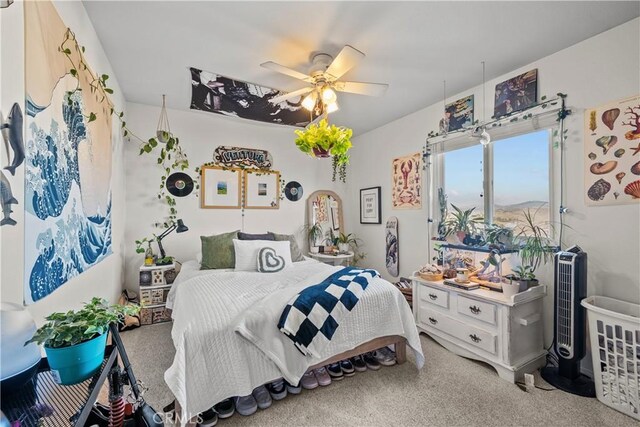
[294,119,352,183]
[59,29,194,228]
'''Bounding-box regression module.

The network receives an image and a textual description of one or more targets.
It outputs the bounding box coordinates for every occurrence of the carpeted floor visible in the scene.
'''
[121,323,636,426]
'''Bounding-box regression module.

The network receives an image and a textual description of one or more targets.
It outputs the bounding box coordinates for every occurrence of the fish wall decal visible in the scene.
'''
[1,103,25,176]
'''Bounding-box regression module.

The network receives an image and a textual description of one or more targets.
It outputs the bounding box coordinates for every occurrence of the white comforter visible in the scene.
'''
[165,259,424,419]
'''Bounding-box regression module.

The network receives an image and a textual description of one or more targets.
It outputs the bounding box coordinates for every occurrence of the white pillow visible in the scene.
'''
[233,239,292,272]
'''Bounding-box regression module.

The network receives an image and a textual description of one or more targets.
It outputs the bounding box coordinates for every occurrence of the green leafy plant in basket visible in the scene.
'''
[26,298,140,385]
[444,204,484,243]
[294,119,353,183]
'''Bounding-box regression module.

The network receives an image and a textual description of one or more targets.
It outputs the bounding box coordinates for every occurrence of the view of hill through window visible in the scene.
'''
[444,129,550,235]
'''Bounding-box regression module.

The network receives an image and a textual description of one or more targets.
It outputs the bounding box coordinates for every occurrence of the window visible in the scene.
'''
[444,144,484,214]
[443,129,550,235]
[493,130,550,234]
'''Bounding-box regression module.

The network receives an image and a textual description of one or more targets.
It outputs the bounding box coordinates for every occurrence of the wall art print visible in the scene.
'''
[446,95,474,132]
[213,145,273,169]
[584,94,640,206]
[494,69,538,119]
[24,1,114,304]
[391,153,422,209]
[190,67,317,127]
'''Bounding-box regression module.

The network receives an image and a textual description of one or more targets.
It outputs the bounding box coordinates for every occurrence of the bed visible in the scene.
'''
[165,258,424,420]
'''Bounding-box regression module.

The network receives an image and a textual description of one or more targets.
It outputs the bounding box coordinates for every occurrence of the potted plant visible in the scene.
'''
[503,265,538,291]
[502,276,520,299]
[294,119,353,183]
[444,204,483,244]
[333,232,360,254]
[307,223,323,253]
[26,298,139,385]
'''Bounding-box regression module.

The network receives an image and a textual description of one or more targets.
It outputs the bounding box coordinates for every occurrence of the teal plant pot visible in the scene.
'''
[44,332,107,385]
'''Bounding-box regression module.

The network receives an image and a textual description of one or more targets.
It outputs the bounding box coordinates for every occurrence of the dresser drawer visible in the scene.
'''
[419,307,497,355]
[457,295,497,325]
[419,285,449,309]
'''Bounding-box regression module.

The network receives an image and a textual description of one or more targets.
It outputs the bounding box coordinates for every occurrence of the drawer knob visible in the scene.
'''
[469,305,481,315]
[428,293,438,300]
[428,317,438,325]
[469,334,481,343]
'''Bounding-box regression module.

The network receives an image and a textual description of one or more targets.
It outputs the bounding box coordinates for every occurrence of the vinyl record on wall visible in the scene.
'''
[284,181,303,201]
[166,172,194,197]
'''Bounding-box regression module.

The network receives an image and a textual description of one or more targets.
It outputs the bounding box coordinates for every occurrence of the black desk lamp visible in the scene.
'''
[156,219,188,264]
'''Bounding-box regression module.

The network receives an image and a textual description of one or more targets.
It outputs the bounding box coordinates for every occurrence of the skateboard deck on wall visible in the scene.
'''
[386,216,399,277]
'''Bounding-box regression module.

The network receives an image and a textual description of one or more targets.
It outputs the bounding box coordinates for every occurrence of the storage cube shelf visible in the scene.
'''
[138,263,177,325]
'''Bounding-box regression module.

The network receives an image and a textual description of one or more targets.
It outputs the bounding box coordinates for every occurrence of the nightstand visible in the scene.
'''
[308,251,354,266]
[138,263,178,325]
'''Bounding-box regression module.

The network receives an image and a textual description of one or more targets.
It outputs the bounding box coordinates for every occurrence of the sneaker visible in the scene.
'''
[266,379,287,400]
[285,380,302,395]
[340,359,355,376]
[300,370,319,390]
[314,367,333,386]
[197,408,218,427]
[363,352,381,370]
[326,363,344,380]
[373,347,397,366]
[252,385,272,409]
[234,395,257,416]
[213,398,234,419]
[351,355,367,372]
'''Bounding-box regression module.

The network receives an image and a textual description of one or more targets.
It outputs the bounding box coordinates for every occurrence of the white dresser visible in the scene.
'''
[412,276,547,382]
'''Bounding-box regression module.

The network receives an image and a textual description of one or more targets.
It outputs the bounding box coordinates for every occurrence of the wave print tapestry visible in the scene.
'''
[24,0,113,304]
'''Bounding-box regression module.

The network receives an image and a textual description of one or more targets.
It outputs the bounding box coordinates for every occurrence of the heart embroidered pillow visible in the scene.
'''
[258,247,285,273]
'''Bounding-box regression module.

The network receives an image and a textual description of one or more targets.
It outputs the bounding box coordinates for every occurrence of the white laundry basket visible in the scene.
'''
[581,296,640,420]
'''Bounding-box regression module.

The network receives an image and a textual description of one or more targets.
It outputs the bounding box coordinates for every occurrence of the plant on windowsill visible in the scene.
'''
[294,118,352,183]
[443,204,484,245]
[26,298,140,385]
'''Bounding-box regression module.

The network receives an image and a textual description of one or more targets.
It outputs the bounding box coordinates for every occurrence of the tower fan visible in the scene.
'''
[541,245,596,397]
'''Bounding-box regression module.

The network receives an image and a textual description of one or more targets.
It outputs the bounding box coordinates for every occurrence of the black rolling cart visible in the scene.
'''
[1,324,160,426]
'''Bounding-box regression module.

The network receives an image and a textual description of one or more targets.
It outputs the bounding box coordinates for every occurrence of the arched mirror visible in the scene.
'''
[307,190,343,251]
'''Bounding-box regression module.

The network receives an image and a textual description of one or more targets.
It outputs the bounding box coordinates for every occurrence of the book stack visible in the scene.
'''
[394,278,413,308]
[443,279,479,291]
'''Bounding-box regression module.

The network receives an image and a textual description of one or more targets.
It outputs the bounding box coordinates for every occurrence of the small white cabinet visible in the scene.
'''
[413,276,546,383]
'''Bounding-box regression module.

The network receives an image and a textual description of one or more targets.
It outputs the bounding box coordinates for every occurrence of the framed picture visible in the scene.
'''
[244,170,280,209]
[360,187,381,224]
[446,95,474,132]
[494,69,538,118]
[392,153,422,209]
[200,166,242,209]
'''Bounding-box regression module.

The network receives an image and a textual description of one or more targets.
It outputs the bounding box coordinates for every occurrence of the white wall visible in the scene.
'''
[123,103,343,290]
[344,18,640,351]
[0,0,126,324]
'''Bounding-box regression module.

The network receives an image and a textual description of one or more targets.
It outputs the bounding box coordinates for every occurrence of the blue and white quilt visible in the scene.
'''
[277,267,379,357]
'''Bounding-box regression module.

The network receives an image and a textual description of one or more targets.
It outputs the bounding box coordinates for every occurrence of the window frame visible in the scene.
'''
[438,127,556,240]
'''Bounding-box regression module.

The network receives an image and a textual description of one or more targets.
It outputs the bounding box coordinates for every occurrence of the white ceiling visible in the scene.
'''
[83,1,639,135]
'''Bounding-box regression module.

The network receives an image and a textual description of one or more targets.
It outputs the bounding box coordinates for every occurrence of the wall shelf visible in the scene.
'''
[438,242,519,255]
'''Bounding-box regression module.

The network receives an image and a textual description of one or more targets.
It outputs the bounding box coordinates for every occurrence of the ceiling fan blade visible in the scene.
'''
[260,61,312,82]
[325,45,365,80]
[334,81,389,97]
[268,86,313,105]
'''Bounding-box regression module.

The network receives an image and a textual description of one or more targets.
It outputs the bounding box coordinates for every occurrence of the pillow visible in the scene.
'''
[238,232,275,241]
[270,232,305,262]
[233,239,292,271]
[257,247,286,273]
[200,230,239,270]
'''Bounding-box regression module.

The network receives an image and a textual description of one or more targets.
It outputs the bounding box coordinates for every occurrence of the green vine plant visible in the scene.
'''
[59,28,194,228]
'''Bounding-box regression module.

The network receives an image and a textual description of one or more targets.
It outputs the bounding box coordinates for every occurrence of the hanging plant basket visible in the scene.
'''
[294,118,353,182]
[157,94,172,143]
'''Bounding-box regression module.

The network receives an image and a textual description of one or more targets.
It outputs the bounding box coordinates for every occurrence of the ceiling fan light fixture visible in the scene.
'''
[322,87,337,104]
[326,101,339,114]
[302,92,317,111]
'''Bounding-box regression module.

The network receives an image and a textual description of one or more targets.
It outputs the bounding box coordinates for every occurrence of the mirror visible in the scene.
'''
[307,190,343,250]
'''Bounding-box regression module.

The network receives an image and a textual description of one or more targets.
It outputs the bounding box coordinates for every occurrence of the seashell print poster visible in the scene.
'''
[584,95,640,206]
[392,152,422,209]
[24,0,114,303]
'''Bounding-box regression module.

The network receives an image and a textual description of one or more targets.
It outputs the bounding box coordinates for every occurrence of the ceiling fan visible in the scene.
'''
[261,45,388,115]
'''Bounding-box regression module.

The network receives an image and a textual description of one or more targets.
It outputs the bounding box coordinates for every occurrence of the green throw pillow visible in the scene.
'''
[270,232,305,262]
[200,230,239,269]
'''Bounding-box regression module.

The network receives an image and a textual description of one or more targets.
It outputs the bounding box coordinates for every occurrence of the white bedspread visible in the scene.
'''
[165,260,424,419]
